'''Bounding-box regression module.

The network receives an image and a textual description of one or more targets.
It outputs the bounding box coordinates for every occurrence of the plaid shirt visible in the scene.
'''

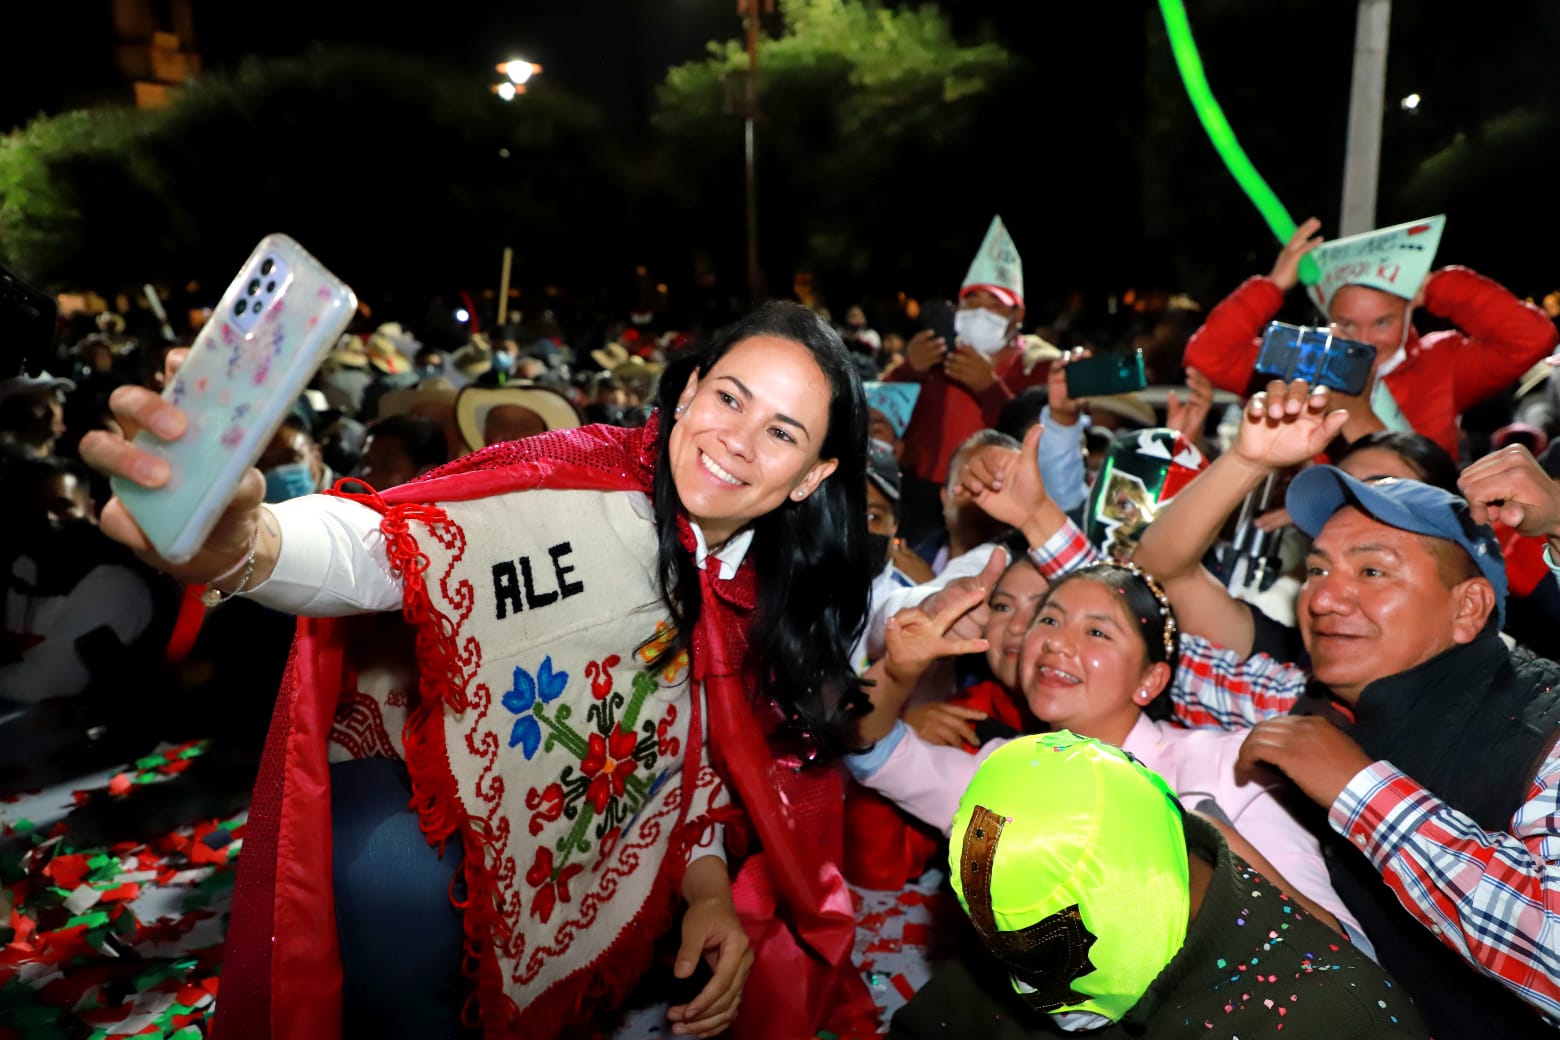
[1032,517,1560,1022]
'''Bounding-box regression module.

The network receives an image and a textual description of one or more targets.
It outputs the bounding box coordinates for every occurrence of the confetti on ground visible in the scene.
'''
[3,732,957,1040]
[1,741,237,1039]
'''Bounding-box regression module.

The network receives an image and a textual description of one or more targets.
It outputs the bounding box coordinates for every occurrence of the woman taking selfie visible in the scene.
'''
[83,302,874,1040]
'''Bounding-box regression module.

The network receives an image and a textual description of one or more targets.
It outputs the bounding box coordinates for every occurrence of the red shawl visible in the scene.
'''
[213,419,871,1039]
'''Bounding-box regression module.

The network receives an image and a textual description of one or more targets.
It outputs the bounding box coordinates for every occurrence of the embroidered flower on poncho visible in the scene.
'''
[503,656,569,759]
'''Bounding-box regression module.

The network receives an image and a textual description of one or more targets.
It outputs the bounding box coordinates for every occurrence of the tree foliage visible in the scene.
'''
[652,0,1025,299]
[0,48,627,306]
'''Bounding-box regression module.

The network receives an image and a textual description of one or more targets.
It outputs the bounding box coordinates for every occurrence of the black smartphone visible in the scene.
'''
[920,298,958,346]
[1064,350,1147,399]
[1,262,59,376]
[1255,322,1375,396]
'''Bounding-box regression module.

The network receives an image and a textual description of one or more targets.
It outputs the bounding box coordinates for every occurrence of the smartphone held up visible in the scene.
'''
[1063,350,1147,400]
[1254,322,1376,396]
[109,234,357,564]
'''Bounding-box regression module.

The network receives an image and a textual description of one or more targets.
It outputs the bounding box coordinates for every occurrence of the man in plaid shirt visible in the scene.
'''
[963,380,1560,1039]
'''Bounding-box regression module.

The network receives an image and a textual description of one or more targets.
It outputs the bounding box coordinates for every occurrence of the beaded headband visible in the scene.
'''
[1074,560,1178,660]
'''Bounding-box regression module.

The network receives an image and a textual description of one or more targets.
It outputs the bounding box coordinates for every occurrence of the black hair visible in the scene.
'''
[368,415,449,473]
[1038,562,1180,722]
[651,301,872,759]
[996,387,1049,441]
[1339,431,1457,492]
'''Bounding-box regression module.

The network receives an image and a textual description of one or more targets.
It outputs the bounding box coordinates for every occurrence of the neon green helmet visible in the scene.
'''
[949,731,1189,1024]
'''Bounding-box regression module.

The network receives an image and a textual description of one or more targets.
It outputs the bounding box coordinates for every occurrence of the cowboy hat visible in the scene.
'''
[378,377,458,421]
[365,324,417,375]
[455,381,580,450]
[329,334,370,369]
[591,341,631,370]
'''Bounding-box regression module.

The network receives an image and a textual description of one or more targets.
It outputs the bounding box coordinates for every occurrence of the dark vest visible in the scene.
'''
[1313,635,1560,1039]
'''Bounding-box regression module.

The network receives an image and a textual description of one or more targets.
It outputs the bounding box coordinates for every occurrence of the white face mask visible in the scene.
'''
[954,307,1012,356]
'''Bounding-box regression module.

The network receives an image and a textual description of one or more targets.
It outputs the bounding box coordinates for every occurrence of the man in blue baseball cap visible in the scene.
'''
[1127,379,1560,1039]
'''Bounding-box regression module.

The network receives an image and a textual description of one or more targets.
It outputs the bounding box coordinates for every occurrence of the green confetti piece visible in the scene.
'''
[178,743,208,760]
[65,910,112,929]
[12,818,36,835]
[135,752,167,771]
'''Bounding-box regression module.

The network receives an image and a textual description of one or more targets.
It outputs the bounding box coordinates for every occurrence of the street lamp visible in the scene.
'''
[491,58,542,100]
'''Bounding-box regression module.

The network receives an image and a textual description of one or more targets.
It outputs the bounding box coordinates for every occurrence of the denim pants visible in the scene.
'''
[330,758,477,1039]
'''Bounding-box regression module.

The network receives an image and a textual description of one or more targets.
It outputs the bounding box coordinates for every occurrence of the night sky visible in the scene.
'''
[3,1,1122,135]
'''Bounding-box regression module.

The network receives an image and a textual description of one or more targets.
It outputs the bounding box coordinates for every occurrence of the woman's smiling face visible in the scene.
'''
[667,334,838,547]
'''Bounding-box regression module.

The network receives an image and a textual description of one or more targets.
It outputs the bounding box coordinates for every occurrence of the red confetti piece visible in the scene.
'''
[891,973,915,1001]
[43,853,91,889]
[98,883,141,903]
[900,923,933,946]
[107,773,133,797]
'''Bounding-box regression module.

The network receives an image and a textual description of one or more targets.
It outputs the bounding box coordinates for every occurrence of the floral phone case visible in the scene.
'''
[111,234,357,564]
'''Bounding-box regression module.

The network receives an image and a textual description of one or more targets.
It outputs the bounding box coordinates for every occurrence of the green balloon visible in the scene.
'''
[1158,0,1320,285]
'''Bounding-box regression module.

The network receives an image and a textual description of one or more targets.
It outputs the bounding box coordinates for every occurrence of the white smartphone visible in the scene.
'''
[111,234,357,563]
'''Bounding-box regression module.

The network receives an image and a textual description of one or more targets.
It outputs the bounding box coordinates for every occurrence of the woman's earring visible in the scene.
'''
[674,403,686,416]
[791,489,806,501]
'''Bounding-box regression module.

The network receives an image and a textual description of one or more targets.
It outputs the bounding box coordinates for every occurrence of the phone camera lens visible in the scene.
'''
[266,280,277,293]
[248,279,261,295]
[260,258,275,276]
[235,300,248,315]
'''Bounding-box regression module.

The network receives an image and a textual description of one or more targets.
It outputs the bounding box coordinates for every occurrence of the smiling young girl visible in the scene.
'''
[848,561,1360,941]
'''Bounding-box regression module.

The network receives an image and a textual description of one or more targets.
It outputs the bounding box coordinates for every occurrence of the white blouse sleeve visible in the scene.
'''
[241,495,404,616]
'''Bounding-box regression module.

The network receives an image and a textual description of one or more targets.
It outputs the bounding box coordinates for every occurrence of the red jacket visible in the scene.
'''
[888,338,1054,483]
[1183,266,1558,458]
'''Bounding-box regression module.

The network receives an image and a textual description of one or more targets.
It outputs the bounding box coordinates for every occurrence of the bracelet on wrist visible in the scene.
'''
[200,527,262,607]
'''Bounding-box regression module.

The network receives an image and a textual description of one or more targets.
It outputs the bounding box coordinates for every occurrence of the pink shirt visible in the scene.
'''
[854,713,1361,937]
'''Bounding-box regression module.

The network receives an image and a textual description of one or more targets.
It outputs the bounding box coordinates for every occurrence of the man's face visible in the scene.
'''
[865,480,898,537]
[259,423,322,483]
[41,472,94,526]
[1328,285,1411,355]
[1297,507,1482,703]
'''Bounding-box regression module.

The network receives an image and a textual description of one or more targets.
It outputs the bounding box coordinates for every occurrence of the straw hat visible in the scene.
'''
[591,341,631,370]
[1086,392,1156,429]
[365,324,416,375]
[455,381,580,450]
[329,334,370,369]
[378,377,459,421]
[452,338,494,380]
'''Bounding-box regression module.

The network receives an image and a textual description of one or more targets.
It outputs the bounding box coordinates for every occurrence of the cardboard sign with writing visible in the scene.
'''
[1307,214,1446,313]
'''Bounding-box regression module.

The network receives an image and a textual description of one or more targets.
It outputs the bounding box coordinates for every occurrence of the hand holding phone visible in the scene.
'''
[1064,350,1147,400]
[1255,322,1375,396]
[85,361,269,586]
[88,235,356,572]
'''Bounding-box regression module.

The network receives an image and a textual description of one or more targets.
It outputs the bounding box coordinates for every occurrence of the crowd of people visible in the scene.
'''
[5,208,1560,1040]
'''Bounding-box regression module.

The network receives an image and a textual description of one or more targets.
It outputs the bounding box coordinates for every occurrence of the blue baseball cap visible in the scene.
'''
[1287,466,1507,628]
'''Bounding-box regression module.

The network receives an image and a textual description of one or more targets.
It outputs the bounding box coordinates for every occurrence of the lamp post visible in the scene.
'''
[737,0,772,303]
[491,58,542,100]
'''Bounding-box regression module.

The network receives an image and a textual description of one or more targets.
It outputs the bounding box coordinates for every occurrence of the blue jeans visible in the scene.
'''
[330,758,477,1040]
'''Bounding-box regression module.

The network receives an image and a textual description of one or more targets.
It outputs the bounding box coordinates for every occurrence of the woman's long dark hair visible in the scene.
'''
[1041,563,1180,722]
[651,301,872,759]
